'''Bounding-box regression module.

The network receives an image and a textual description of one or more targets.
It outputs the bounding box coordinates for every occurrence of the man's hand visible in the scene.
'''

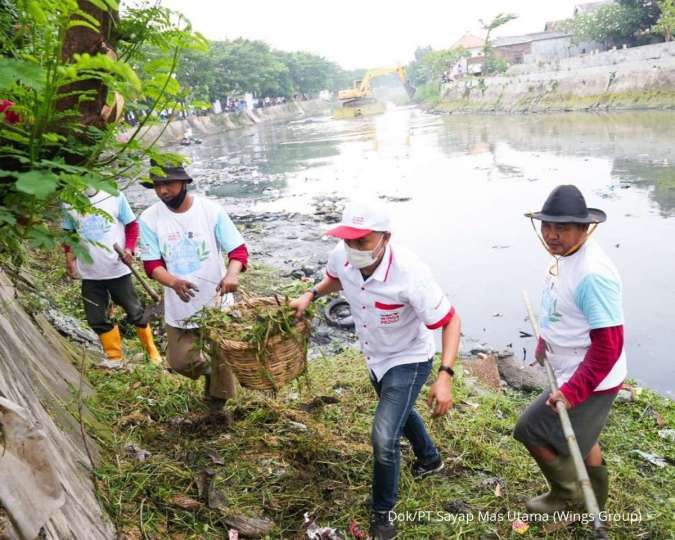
[66,259,78,279]
[289,292,313,319]
[546,390,571,412]
[217,273,239,295]
[120,248,134,267]
[171,278,199,302]
[427,372,453,417]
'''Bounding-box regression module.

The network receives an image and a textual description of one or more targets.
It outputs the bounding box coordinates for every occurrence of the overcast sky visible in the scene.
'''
[158,0,584,70]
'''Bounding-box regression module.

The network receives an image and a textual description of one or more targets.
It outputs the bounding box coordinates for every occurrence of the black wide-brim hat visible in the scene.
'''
[525,184,606,224]
[141,160,193,188]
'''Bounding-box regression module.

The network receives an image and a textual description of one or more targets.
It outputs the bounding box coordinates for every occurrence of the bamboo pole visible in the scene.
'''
[522,290,608,540]
[113,243,161,302]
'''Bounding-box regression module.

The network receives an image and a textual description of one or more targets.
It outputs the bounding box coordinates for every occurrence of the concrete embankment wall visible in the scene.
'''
[437,41,675,113]
[133,99,332,145]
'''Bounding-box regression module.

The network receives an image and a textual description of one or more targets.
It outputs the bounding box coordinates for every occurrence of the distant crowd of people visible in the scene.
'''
[123,93,316,126]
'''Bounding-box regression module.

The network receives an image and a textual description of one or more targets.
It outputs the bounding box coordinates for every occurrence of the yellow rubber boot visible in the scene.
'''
[137,324,162,365]
[99,325,123,361]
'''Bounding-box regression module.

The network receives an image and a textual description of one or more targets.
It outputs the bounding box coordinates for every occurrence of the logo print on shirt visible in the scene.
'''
[380,312,400,325]
[79,215,111,242]
[540,283,563,328]
[164,235,210,276]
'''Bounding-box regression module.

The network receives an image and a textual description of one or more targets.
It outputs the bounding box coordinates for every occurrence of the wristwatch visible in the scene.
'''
[438,365,455,377]
[309,287,320,301]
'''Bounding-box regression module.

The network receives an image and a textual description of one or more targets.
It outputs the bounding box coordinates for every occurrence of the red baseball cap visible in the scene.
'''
[325,200,391,239]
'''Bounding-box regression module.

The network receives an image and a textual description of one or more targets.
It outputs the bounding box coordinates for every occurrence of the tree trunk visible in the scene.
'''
[56,1,120,131]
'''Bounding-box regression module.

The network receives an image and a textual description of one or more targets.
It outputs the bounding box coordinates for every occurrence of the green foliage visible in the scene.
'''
[562,1,661,47]
[422,48,468,81]
[406,46,433,87]
[480,13,518,76]
[407,46,467,87]
[414,82,442,105]
[0,0,206,260]
[483,55,508,75]
[653,0,675,40]
[176,39,358,101]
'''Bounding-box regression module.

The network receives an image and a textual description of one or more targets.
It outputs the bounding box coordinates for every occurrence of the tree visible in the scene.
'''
[406,46,433,86]
[479,12,518,74]
[653,0,675,40]
[563,1,663,47]
[0,1,206,258]
[421,48,467,81]
[176,39,356,100]
[618,0,662,32]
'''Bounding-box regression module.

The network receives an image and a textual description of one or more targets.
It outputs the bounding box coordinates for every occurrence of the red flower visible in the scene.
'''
[0,99,20,124]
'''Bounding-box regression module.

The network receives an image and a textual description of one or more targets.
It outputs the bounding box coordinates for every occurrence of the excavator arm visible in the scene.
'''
[338,65,415,104]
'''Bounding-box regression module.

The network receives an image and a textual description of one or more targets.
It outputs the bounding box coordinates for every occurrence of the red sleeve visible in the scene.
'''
[63,244,72,254]
[143,259,165,278]
[227,243,249,271]
[559,325,624,407]
[124,220,140,252]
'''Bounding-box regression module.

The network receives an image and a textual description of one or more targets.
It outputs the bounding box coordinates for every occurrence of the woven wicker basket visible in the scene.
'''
[207,297,310,391]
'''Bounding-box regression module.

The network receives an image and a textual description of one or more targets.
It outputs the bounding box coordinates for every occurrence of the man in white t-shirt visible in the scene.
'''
[63,189,162,367]
[139,161,249,412]
[291,200,461,540]
[514,185,626,515]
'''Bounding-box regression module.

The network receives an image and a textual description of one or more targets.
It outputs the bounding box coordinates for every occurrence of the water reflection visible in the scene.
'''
[160,109,675,395]
[612,158,675,216]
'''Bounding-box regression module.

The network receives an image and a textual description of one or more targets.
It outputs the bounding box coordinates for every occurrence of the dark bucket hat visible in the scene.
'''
[525,185,606,224]
[141,160,193,188]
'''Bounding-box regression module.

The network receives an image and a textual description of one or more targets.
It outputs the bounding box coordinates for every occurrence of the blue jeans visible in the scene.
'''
[370,359,439,512]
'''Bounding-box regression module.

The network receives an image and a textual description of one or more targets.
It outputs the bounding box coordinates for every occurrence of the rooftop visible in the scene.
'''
[451,33,484,50]
[492,31,571,48]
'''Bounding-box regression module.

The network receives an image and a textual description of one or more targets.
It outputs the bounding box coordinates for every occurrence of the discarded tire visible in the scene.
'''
[325,297,354,329]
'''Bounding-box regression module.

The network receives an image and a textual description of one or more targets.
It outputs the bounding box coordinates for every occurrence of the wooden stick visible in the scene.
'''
[522,291,608,540]
[113,243,161,303]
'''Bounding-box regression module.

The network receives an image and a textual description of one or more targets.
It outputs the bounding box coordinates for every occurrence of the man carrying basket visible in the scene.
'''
[139,161,249,412]
[291,200,461,540]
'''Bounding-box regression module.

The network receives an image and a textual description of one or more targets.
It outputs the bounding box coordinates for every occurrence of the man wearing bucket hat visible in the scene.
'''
[514,184,627,514]
[139,160,249,412]
[291,199,461,540]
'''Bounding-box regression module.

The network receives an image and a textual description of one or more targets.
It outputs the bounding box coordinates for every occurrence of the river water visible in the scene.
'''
[151,107,675,396]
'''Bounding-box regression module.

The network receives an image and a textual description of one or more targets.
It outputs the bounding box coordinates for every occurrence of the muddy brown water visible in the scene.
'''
[129,107,675,396]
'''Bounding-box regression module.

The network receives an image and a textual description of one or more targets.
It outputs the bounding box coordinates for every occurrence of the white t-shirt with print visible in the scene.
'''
[63,192,135,280]
[326,242,455,381]
[539,239,627,389]
[139,196,244,329]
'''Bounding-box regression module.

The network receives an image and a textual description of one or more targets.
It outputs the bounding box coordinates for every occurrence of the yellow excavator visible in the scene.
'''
[334,65,415,119]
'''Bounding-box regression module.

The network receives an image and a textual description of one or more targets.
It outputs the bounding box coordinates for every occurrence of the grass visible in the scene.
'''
[8,249,675,539]
[80,354,674,539]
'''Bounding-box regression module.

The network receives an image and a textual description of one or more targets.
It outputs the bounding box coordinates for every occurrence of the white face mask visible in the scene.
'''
[345,236,385,269]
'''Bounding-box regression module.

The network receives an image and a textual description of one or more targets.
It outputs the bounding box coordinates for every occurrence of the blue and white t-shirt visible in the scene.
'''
[63,192,135,280]
[539,239,627,389]
[139,195,244,328]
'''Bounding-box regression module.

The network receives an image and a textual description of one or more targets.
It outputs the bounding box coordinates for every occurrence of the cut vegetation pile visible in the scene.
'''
[190,295,313,391]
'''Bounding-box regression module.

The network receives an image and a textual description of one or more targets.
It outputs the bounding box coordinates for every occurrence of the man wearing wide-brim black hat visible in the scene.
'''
[138,160,249,413]
[513,184,627,514]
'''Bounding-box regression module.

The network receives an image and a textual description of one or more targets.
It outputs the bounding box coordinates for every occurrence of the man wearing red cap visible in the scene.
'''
[291,200,461,540]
